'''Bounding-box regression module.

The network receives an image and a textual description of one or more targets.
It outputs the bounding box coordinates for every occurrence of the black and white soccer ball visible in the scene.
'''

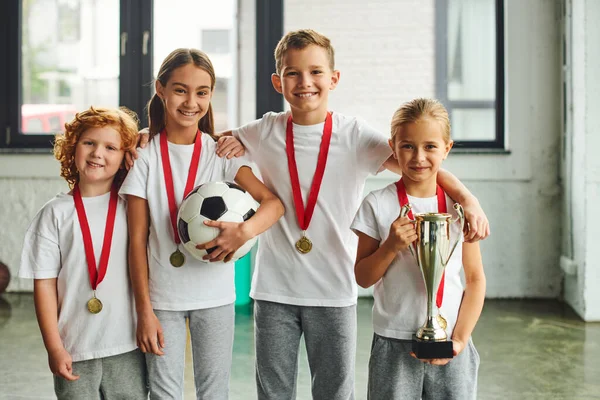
[177,181,259,263]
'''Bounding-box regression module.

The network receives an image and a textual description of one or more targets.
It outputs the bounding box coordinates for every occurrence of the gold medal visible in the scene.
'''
[436,313,448,330]
[295,236,312,254]
[87,296,103,314]
[170,248,185,267]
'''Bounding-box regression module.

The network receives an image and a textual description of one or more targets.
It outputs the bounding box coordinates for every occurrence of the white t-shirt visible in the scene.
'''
[119,133,249,311]
[233,111,392,306]
[351,183,464,340]
[19,192,137,362]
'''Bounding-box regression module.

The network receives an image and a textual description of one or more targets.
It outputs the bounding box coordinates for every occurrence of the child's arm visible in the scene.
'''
[451,241,486,354]
[33,279,79,381]
[354,215,416,288]
[418,241,485,366]
[126,195,165,356]
[437,170,490,243]
[383,157,490,243]
[198,166,284,262]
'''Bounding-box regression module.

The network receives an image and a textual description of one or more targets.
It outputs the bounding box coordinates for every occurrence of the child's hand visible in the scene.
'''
[197,220,252,262]
[48,347,79,381]
[125,128,151,170]
[216,136,245,159]
[409,339,466,366]
[383,215,417,253]
[137,310,165,356]
[461,198,490,243]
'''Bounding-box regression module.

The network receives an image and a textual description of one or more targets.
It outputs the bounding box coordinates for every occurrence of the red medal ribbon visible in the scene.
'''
[395,179,447,309]
[286,112,333,232]
[160,129,202,244]
[73,184,119,291]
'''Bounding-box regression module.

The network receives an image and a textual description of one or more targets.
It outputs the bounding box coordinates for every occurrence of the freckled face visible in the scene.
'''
[74,126,124,187]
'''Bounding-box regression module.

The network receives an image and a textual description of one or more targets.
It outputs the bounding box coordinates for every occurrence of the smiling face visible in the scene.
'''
[391,117,453,187]
[156,63,213,134]
[271,45,340,125]
[74,126,124,190]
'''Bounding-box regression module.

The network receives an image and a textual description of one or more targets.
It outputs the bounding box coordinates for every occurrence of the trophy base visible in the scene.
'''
[412,335,454,359]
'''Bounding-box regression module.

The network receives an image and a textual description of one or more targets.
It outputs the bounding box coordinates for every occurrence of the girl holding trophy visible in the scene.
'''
[351,98,486,399]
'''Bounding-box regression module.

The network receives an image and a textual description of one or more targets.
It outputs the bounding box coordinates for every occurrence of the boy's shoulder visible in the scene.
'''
[38,192,72,214]
[364,183,397,205]
[330,112,382,138]
[27,193,72,231]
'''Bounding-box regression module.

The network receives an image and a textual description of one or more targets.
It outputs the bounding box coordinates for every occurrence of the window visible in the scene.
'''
[201,29,230,55]
[1,0,239,150]
[436,0,504,149]
[154,0,237,130]
[57,0,81,43]
[1,0,151,149]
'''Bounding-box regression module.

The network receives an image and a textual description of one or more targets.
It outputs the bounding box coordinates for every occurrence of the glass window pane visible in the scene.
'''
[447,0,496,101]
[21,0,120,135]
[154,0,237,132]
[451,108,496,141]
[202,30,230,54]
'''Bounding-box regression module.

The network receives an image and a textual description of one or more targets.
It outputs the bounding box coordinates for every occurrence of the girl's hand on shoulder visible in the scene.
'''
[48,347,79,381]
[197,220,252,262]
[125,127,151,170]
[136,310,165,356]
[383,216,417,253]
[216,136,245,159]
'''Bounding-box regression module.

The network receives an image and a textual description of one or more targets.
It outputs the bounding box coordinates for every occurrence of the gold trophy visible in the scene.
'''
[400,203,464,359]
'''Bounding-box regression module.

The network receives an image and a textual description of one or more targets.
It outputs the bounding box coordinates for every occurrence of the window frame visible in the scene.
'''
[256,0,284,118]
[435,0,505,150]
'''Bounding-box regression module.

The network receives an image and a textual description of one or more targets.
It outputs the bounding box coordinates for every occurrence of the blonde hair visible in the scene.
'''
[148,48,216,140]
[274,29,335,75]
[54,106,139,189]
[390,98,451,143]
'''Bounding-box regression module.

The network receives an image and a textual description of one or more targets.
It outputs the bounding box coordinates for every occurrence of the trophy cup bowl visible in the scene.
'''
[400,203,464,359]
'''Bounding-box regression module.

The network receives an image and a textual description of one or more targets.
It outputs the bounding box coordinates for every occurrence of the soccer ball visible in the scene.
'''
[177,181,259,263]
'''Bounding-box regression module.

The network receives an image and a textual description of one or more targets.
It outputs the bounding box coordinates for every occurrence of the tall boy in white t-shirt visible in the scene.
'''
[216,29,489,399]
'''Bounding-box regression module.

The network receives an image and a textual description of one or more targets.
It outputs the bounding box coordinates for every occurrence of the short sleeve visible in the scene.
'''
[223,154,254,183]
[350,192,382,241]
[19,211,61,279]
[232,114,274,159]
[119,147,150,200]
[355,119,393,175]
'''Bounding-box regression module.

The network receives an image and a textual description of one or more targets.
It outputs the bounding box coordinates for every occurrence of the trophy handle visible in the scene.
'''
[399,204,418,263]
[441,203,465,266]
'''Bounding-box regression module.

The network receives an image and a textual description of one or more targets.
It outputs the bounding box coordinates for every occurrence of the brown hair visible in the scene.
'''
[390,98,451,143]
[147,48,216,139]
[274,29,335,75]
[54,106,139,189]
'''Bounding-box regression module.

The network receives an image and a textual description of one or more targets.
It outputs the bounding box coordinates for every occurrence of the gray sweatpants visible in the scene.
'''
[146,304,235,400]
[254,300,357,400]
[54,349,148,400]
[367,334,480,400]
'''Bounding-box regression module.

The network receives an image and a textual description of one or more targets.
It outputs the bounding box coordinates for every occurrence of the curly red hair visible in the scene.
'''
[53,106,139,189]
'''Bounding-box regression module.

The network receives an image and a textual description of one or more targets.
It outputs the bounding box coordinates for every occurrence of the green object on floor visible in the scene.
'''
[234,253,252,305]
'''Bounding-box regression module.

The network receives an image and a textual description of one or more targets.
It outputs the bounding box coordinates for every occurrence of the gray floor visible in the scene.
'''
[1,294,599,400]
